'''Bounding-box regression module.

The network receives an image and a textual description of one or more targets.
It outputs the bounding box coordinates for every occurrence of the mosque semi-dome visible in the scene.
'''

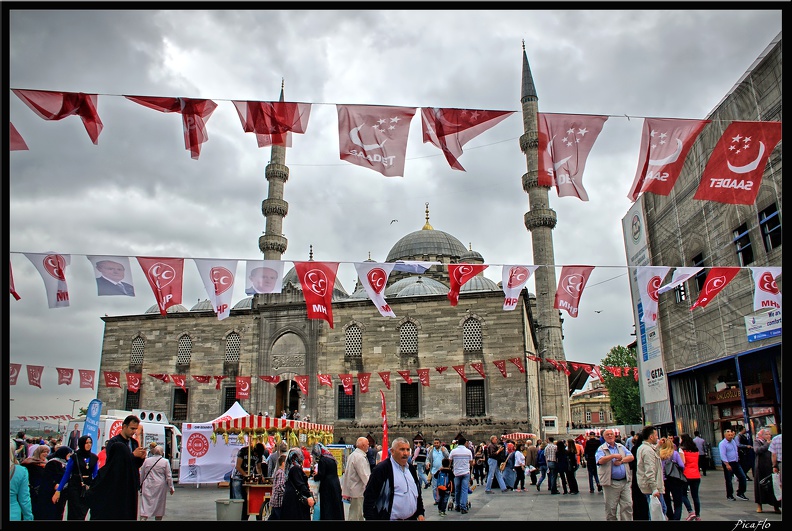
[385,275,448,297]
[460,275,499,292]
[144,304,188,314]
[232,296,254,310]
[190,299,214,311]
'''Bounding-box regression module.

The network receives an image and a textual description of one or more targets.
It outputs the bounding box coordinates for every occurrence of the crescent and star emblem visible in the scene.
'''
[507,266,529,289]
[546,135,572,171]
[562,274,586,297]
[433,108,460,128]
[727,141,765,174]
[44,254,67,280]
[758,272,779,294]
[648,276,662,302]
[454,265,474,283]
[349,124,387,150]
[648,138,683,166]
[240,381,249,392]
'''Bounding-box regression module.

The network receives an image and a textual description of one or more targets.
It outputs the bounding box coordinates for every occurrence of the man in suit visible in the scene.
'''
[245,266,279,295]
[363,437,425,521]
[68,424,81,451]
[95,259,135,296]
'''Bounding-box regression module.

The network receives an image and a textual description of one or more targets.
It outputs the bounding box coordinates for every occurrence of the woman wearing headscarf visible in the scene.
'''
[10,440,34,521]
[502,442,516,491]
[138,445,174,520]
[21,443,50,519]
[39,446,72,520]
[281,447,315,520]
[753,428,781,514]
[311,442,345,520]
[54,435,99,520]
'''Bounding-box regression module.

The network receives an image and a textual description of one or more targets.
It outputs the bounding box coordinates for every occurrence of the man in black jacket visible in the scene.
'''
[363,437,425,521]
[584,432,603,493]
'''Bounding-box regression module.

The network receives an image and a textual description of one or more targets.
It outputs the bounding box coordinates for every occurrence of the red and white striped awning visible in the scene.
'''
[501,432,536,441]
[212,415,333,433]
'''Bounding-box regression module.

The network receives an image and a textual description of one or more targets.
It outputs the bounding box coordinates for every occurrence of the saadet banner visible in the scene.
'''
[178,423,243,484]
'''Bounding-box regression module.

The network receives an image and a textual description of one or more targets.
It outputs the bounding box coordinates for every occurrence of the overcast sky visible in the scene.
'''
[5,9,782,419]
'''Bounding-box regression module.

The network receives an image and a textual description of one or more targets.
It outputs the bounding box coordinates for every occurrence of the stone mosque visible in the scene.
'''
[96,45,579,444]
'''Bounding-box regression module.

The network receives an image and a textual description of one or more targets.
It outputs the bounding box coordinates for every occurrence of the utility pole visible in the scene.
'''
[69,399,80,419]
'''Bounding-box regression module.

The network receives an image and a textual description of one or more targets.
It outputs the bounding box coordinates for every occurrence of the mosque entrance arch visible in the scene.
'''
[270,332,306,418]
[275,379,302,418]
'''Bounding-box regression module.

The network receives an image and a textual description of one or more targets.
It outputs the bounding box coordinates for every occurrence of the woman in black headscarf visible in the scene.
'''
[311,443,345,520]
[53,435,99,520]
[40,446,72,520]
[281,447,315,520]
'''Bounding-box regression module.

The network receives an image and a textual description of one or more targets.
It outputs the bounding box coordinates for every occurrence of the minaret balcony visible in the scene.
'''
[265,163,289,182]
[262,198,289,217]
[519,131,539,153]
[524,208,557,231]
[521,172,552,192]
[259,234,288,255]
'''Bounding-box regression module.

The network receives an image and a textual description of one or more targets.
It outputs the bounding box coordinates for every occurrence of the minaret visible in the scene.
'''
[518,41,570,431]
[259,79,290,260]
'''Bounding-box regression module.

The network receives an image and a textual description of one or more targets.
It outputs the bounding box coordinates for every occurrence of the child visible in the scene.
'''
[434,458,453,517]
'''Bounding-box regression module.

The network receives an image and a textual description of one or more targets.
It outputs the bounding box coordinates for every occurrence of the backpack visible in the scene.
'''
[436,469,451,492]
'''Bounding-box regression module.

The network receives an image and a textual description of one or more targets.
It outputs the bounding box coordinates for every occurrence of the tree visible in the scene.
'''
[600,345,642,424]
[78,406,88,417]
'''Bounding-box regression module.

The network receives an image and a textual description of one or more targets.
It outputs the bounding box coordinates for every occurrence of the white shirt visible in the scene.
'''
[389,459,418,520]
[514,450,526,468]
[449,446,474,476]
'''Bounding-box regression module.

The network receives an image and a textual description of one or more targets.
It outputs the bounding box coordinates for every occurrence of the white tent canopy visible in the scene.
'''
[210,401,249,423]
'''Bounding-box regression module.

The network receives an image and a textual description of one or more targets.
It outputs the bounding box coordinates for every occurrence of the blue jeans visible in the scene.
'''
[454,473,470,510]
[547,461,558,492]
[485,458,507,491]
[416,463,430,488]
[536,465,548,488]
[230,478,245,499]
[587,461,600,491]
[722,461,747,498]
[645,493,667,521]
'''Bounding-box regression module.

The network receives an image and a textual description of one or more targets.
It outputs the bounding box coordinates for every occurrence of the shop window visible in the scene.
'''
[732,222,754,266]
[758,203,782,252]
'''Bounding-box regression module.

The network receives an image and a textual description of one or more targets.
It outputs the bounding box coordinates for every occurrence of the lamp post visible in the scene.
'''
[69,399,80,419]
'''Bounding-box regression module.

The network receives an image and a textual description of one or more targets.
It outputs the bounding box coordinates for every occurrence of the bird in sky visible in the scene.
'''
[390,219,398,224]
[594,310,603,313]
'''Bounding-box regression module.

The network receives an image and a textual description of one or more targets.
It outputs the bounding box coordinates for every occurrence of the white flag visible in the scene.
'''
[244,260,285,295]
[501,265,539,311]
[193,259,238,320]
[636,266,671,327]
[24,252,71,308]
[750,267,782,312]
[656,266,703,295]
[354,262,397,318]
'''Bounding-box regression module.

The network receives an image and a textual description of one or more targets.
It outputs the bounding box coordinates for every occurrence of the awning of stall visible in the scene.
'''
[501,432,537,441]
[211,415,333,434]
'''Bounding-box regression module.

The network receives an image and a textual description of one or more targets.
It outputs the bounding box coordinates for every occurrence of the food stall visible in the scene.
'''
[211,414,334,518]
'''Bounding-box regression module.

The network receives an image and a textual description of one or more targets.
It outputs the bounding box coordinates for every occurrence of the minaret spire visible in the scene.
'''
[259,79,290,260]
[421,202,433,230]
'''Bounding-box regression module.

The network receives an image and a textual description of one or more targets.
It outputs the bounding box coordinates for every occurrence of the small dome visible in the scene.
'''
[232,297,254,309]
[460,275,499,292]
[190,299,214,311]
[395,277,447,297]
[460,248,484,262]
[386,275,448,297]
[348,285,370,299]
[145,304,188,314]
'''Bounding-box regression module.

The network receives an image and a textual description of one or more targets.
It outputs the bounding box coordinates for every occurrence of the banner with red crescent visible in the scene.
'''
[380,390,389,462]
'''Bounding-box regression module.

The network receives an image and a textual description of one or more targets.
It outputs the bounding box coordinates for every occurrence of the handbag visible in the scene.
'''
[499,461,506,472]
[759,474,773,493]
[663,459,687,483]
[288,476,314,506]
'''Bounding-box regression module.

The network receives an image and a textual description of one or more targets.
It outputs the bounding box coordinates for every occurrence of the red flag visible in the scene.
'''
[628,118,709,201]
[317,374,333,388]
[149,373,170,383]
[694,121,782,205]
[126,373,142,393]
[397,370,413,385]
[435,366,448,374]
[537,113,608,199]
[259,375,280,384]
[452,365,468,383]
[103,371,121,388]
[581,364,594,376]
[526,355,542,363]
[508,357,526,373]
[493,360,508,378]
[357,373,371,393]
[554,265,595,318]
[13,89,103,144]
[294,261,339,328]
[378,371,391,390]
[10,363,22,385]
[137,257,185,316]
[213,375,227,390]
[9,261,21,300]
[56,368,73,385]
[417,368,430,387]
[294,375,309,396]
[125,96,218,159]
[471,362,486,379]
[339,374,354,395]
[235,376,250,399]
[192,375,212,384]
[559,361,571,376]
[592,366,604,382]
[380,390,389,462]
[546,359,560,372]
[232,100,311,139]
[421,107,514,171]
[337,104,416,177]
[447,264,488,306]
[690,267,741,310]
[10,122,28,151]
[79,369,95,389]
[634,369,639,382]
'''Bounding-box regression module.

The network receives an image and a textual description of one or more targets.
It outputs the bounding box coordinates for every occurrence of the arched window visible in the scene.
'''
[345,325,362,358]
[177,335,192,365]
[225,332,241,363]
[130,336,145,365]
[462,317,483,352]
[399,322,418,354]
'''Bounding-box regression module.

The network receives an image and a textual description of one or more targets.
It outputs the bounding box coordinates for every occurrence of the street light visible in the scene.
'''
[69,399,80,419]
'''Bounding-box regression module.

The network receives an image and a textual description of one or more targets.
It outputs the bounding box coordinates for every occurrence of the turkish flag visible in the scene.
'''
[56,368,73,385]
[10,122,28,151]
[193,259,237,320]
[24,252,71,309]
[103,371,121,388]
[526,355,541,363]
[126,373,142,393]
[471,362,486,379]
[657,266,704,295]
[339,374,354,395]
[353,262,397,317]
[554,265,595,318]
[494,360,508,378]
[192,375,212,384]
[79,370,95,389]
[13,89,103,144]
[317,374,333,387]
[259,375,280,384]
[378,371,392,390]
[509,357,526,374]
[10,363,22,385]
[397,370,413,385]
[580,364,594,376]
[337,104,416,177]
[380,390,389,462]
[636,266,671,328]
[294,375,309,396]
[213,375,227,390]
[501,265,538,310]
[628,118,709,201]
[690,267,741,310]
[235,376,251,399]
[750,267,782,311]
[447,264,488,306]
[232,100,311,144]
[538,113,608,200]
[421,107,514,171]
[558,361,571,376]
[357,373,371,393]
[125,96,218,159]
[294,261,338,328]
[149,373,170,383]
[137,257,184,316]
[694,121,782,205]
[10,261,21,300]
[452,365,468,383]
[417,368,430,387]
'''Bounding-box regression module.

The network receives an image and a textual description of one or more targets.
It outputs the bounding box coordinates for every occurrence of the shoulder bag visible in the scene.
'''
[138,456,163,492]
[288,475,314,506]
[663,458,687,483]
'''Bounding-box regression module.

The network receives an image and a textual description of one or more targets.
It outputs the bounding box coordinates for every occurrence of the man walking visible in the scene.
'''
[412,441,430,489]
[342,437,371,521]
[595,428,634,520]
[693,431,709,476]
[719,428,749,501]
[584,432,602,493]
[636,425,666,520]
[448,436,474,514]
[425,438,449,505]
[736,426,754,480]
[544,436,559,494]
[525,440,539,485]
[484,435,508,493]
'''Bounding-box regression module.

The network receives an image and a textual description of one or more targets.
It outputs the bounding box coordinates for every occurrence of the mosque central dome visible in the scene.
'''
[385,203,467,262]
